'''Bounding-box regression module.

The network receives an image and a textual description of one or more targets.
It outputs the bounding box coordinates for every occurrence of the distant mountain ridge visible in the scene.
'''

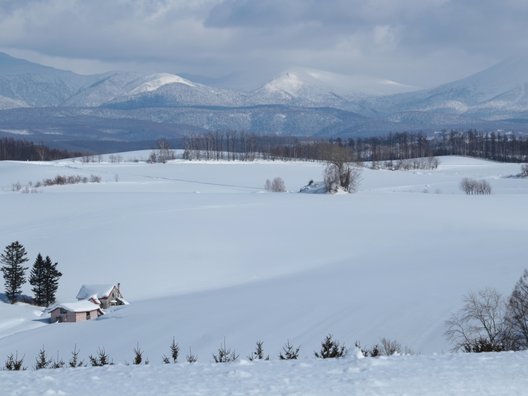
[1,51,528,151]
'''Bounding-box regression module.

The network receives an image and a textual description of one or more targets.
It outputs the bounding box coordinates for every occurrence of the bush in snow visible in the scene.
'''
[315,334,346,359]
[279,340,300,360]
[380,338,402,356]
[4,352,25,371]
[248,340,269,361]
[460,178,492,195]
[89,348,112,367]
[133,344,146,365]
[264,177,286,192]
[213,339,238,363]
[186,347,198,363]
[355,341,380,357]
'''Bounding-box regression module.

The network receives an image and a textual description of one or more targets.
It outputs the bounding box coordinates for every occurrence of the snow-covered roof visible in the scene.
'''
[76,284,115,300]
[50,301,103,313]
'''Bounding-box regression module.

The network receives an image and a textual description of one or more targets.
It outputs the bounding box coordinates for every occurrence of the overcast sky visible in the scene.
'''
[0,0,526,90]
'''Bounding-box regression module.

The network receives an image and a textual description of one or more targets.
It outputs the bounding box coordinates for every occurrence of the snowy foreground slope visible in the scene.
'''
[1,351,528,396]
[0,154,527,381]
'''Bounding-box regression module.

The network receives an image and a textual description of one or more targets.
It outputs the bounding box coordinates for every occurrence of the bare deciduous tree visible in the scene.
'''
[264,177,286,192]
[380,338,402,356]
[445,288,510,352]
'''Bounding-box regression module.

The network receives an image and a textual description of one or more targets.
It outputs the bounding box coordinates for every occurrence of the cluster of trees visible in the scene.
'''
[446,269,528,352]
[182,132,282,161]
[459,178,492,195]
[2,335,410,370]
[147,139,176,164]
[0,138,85,161]
[183,130,528,165]
[0,241,61,306]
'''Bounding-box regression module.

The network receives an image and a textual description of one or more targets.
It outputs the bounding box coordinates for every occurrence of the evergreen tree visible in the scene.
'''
[0,241,29,304]
[29,254,61,306]
[42,256,62,306]
[29,254,46,306]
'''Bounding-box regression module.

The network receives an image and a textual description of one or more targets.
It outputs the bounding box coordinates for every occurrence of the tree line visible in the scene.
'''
[1,241,61,306]
[182,130,528,164]
[0,138,85,161]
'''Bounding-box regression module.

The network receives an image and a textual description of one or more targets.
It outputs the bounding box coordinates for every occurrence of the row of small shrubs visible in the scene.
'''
[459,178,492,195]
[12,174,102,193]
[38,174,102,187]
[2,335,410,371]
[375,157,440,171]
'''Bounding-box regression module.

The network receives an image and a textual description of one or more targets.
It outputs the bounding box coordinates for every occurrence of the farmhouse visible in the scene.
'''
[50,301,104,323]
[76,283,128,309]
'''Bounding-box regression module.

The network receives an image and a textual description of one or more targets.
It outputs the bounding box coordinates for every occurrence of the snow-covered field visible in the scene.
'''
[0,152,527,394]
[1,350,528,396]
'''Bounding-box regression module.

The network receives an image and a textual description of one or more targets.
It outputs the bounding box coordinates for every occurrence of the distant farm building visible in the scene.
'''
[76,284,128,309]
[50,301,104,323]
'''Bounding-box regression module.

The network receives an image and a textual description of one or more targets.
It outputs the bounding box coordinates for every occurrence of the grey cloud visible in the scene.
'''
[0,0,526,89]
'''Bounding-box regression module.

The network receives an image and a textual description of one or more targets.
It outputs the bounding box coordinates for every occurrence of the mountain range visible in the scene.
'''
[1,52,528,151]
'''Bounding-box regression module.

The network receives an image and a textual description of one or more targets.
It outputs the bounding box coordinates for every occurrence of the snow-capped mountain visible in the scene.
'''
[373,56,528,118]
[251,68,414,108]
[0,52,94,107]
[104,77,246,109]
[64,72,204,107]
[2,51,528,147]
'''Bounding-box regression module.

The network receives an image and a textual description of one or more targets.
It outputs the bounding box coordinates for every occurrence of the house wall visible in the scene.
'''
[50,309,61,323]
[50,308,100,323]
[100,286,122,308]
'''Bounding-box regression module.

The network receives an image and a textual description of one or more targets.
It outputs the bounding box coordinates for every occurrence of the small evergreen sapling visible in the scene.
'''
[315,334,346,359]
[4,352,25,370]
[248,340,269,361]
[89,348,112,367]
[162,338,179,364]
[50,352,65,369]
[69,345,83,368]
[279,340,300,360]
[34,346,51,370]
[133,344,144,365]
[186,347,198,363]
[213,338,238,363]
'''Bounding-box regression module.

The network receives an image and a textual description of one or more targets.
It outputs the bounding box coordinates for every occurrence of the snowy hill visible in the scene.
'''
[0,155,527,368]
[1,154,527,393]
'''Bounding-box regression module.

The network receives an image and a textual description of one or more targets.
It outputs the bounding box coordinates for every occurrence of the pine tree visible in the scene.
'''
[29,254,61,306]
[42,256,61,306]
[1,241,29,304]
[29,254,46,306]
